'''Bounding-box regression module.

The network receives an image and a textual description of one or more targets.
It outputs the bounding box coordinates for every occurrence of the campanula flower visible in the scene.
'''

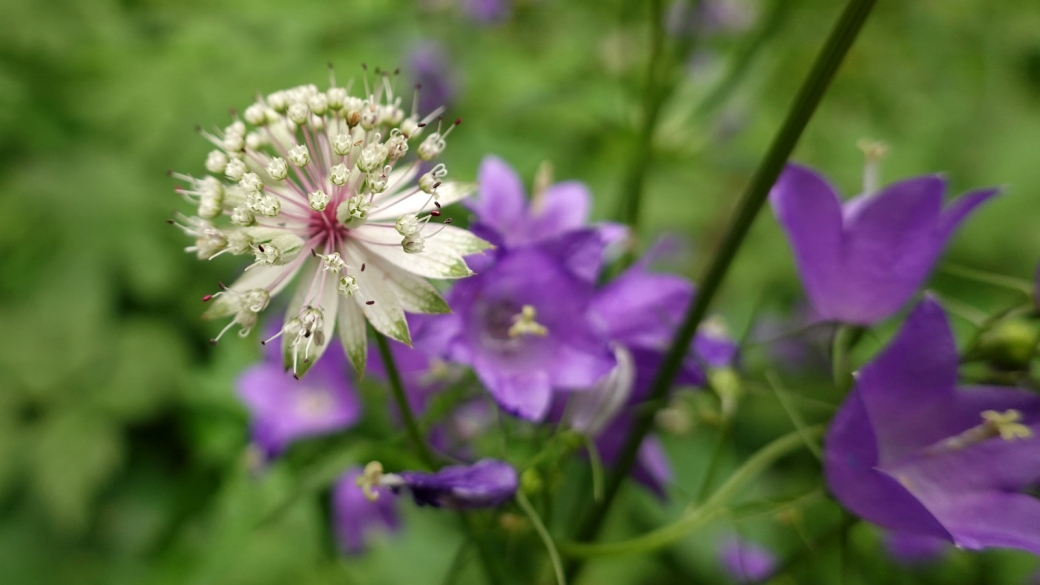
[718,537,777,583]
[825,297,1040,554]
[236,335,360,458]
[770,163,998,325]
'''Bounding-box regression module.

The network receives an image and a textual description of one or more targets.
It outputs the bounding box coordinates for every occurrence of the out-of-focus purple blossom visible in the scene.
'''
[408,41,457,115]
[825,297,1040,554]
[884,531,947,566]
[333,468,399,555]
[398,459,518,508]
[236,336,361,458]
[667,0,756,37]
[749,308,831,375]
[465,156,628,257]
[718,538,778,583]
[426,244,617,421]
[770,164,999,325]
[462,0,511,23]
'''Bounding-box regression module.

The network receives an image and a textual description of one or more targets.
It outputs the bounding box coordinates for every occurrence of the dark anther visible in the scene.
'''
[365,300,375,305]
[202,294,213,302]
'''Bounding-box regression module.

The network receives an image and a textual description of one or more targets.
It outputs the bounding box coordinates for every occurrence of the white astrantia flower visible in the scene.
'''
[170,68,490,378]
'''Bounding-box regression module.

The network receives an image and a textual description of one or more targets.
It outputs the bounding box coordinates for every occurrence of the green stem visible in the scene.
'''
[614,0,669,232]
[374,332,436,469]
[440,539,473,585]
[693,418,732,504]
[566,0,878,575]
[516,490,567,585]
[830,325,865,394]
[560,426,822,558]
[940,263,1034,297]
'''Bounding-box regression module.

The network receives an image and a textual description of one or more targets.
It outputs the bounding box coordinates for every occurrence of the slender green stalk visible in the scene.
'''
[440,540,473,585]
[560,427,822,558]
[614,0,669,231]
[940,262,1034,297]
[566,1,878,574]
[830,325,864,394]
[374,332,436,469]
[516,490,567,585]
[693,418,732,505]
[765,371,822,461]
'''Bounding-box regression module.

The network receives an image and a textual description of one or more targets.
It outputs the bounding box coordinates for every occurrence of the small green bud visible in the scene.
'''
[978,319,1040,370]
[520,468,543,496]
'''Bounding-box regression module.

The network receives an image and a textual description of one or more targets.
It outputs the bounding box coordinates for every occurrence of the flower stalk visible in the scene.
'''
[566,0,879,575]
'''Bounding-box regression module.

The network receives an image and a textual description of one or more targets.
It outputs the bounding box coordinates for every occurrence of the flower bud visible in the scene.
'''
[266,157,288,180]
[205,150,228,173]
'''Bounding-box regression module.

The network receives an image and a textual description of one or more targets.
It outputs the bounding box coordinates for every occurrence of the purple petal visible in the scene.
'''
[477,364,553,421]
[824,389,952,538]
[333,468,400,555]
[931,492,1040,554]
[854,296,959,465]
[399,459,518,509]
[467,156,527,236]
[769,164,844,321]
[884,531,947,565]
[832,175,945,323]
[936,187,1001,243]
[525,180,591,240]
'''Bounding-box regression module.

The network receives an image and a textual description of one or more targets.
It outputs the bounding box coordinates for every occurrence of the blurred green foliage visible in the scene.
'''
[2,0,1040,583]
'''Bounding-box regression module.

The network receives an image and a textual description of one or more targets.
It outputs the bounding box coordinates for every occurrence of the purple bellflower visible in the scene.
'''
[236,335,361,458]
[718,537,778,583]
[357,459,518,510]
[825,297,1040,554]
[461,0,510,24]
[333,467,399,555]
[770,163,999,325]
[426,243,617,421]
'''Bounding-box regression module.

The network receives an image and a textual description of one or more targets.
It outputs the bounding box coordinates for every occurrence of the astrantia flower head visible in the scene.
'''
[171,68,491,377]
[825,296,1040,554]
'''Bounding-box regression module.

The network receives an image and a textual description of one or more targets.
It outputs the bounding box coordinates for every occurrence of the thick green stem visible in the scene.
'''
[565,0,877,577]
[560,426,822,558]
[374,332,436,469]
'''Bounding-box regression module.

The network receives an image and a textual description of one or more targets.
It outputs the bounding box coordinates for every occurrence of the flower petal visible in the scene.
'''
[369,256,451,314]
[345,247,411,345]
[368,181,475,222]
[932,491,1040,555]
[768,164,844,321]
[526,180,591,240]
[337,293,368,376]
[562,345,635,437]
[855,297,959,465]
[203,264,294,320]
[355,230,474,280]
[465,155,527,234]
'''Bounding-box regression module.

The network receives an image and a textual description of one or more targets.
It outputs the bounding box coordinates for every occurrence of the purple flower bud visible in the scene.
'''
[825,296,1040,554]
[333,468,399,555]
[770,164,999,325]
[398,459,518,509]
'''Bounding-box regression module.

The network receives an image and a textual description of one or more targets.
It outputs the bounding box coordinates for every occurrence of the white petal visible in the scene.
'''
[337,295,368,376]
[421,223,494,256]
[369,256,451,314]
[562,345,635,437]
[343,246,411,345]
[351,229,473,280]
[367,181,476,222]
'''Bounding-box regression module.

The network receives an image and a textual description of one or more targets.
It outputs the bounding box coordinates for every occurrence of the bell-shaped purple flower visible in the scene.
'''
[236,336,361,458]
[718,537,777,583]
[408,41,457,115]
[332,468,399,555]
[825,296,1040,554]
[429,243,617,421]
[398,459,518,509]
[770,164,999,325]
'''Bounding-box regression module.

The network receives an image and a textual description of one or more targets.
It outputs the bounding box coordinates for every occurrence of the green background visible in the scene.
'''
[1,0,1039,582]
